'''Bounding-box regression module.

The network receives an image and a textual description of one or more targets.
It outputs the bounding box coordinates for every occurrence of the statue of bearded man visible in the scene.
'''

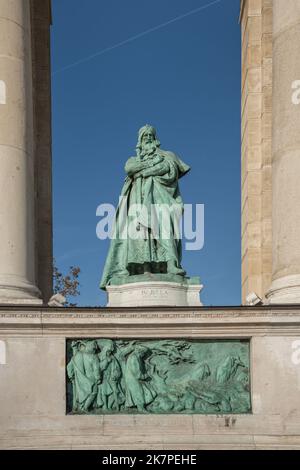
[100,125,190,289]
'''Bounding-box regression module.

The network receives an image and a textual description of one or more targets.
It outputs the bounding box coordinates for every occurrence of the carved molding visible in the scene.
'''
[0,307,300,338]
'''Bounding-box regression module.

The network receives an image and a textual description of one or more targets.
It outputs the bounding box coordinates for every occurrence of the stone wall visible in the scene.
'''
[240,0,273,303]
[1,306,300,449]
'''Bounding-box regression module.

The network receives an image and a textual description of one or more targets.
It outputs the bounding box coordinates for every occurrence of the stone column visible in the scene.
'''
[0,0,41,303]
[240,0,273,304]
[266,0,300,303]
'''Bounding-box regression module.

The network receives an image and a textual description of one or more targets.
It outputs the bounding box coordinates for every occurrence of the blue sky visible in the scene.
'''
[51,0,241,307]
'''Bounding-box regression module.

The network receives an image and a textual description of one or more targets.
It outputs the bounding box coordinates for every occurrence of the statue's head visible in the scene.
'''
[135,344,150,358]
[97,339,115,355]
[85,340,97,353]
[136,124,160,156]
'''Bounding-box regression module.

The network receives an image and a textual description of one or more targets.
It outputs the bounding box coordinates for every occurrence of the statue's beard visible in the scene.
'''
[140,142,157,158]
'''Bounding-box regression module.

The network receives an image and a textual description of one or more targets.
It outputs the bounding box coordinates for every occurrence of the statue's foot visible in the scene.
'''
[167,260,186,276]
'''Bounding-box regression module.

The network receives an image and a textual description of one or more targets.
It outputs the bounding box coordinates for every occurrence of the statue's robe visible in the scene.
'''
[123,351,156,409]
[96,353,123,409]
[119,345,156,410]
[67,351,100,410]
[100,149,190,289]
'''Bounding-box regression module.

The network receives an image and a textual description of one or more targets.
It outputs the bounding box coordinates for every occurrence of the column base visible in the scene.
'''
[0,275,42,305]
[266,274,300,304]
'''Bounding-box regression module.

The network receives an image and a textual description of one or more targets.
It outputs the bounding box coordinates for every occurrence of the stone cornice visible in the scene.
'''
[1,306,300,337]
[1,304,300,312]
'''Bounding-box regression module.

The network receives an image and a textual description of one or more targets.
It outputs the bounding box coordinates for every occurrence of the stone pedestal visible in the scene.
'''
[106,281,203,307]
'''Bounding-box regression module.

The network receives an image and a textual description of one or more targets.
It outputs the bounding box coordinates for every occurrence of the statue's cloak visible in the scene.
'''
[100,149,190,289]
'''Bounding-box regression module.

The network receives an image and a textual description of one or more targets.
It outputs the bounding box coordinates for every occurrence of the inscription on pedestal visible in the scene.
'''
[141,289,169,298]
[66,339,251,415]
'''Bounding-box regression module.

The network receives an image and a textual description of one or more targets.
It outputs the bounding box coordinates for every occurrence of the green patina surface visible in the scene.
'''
[66,339,251,415]
[100,125,192,290]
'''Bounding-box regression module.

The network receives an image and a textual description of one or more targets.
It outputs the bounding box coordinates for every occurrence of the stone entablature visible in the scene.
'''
[2,305,300,334]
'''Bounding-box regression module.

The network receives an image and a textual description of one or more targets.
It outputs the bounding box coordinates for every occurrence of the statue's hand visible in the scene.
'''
[140,160,152,170]
[125,157,148,176]
[143,155,162,168]
[152,155,163,165]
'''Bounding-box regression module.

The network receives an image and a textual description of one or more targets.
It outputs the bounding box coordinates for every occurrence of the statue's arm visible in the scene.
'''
[67,360,74,380]
[119,344,134,358]
[99,356,110,371]
[125,157,148,177]
[92,357,101,382]
[141,160,170,177]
